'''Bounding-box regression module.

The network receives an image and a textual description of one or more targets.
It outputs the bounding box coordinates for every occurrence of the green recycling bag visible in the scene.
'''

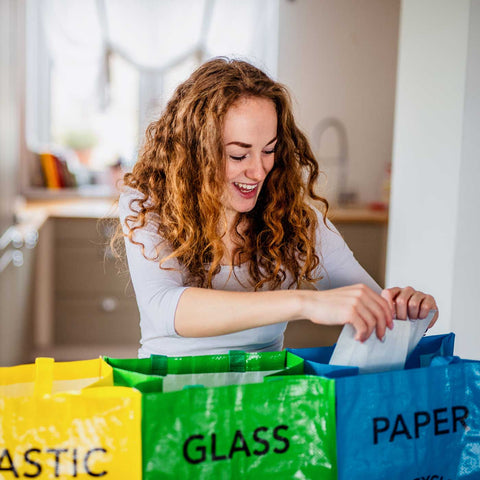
[142,375,336,479]
[104,350,304,393]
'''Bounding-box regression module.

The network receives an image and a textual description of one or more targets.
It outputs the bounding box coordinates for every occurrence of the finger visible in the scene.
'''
[418,294,439,328]
[343,296,374,342]
[351,309,374,342]
[353,284,393,321]
[418,295,436,319]
[393,286,415,320]
[384,286,402,299]
[355,301,385,342]
[344,304,368,342]
[380,289,396,327]
[348,285,391,336]
[355,285,393,338]
[407,291,425,319]
[362,296,390,340]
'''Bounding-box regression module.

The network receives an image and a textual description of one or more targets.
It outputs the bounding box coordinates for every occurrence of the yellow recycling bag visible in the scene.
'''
[0,358,142,479]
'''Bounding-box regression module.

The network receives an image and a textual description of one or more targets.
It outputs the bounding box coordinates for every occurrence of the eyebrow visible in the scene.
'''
[225,136,277,148]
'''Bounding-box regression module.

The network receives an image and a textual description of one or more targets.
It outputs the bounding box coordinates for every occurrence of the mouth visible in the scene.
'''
[233,182,259,198]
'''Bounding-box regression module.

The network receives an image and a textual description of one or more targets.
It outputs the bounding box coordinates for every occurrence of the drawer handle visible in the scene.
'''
[0,249,23,273]
[100,297,119,312]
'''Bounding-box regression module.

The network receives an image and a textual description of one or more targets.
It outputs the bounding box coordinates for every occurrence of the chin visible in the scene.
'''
[234,198,259,214]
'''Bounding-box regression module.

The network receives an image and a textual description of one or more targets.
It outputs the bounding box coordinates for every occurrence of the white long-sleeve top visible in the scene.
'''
[119,187,381,358]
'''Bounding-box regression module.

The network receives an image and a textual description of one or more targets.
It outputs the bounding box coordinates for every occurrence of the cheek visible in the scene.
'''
[224,162,239,182]
[264,156,275,175]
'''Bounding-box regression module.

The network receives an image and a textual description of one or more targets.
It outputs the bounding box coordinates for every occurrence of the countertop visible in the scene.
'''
[17,197,388,231]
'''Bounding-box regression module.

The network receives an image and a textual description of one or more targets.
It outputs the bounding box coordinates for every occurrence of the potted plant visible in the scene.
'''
[63,129,99,166]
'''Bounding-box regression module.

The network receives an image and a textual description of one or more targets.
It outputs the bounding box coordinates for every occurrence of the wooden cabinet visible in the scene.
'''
[0,226,38,366]
[34,216,140,360]
[334,220,387,288]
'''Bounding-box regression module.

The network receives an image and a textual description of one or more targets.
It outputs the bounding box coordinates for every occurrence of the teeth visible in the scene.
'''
[234,182,257,191]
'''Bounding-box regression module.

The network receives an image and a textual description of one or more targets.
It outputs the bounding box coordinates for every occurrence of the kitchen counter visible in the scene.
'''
[18,197,388,224]
[18,198,118,222]
[327,206,388,224]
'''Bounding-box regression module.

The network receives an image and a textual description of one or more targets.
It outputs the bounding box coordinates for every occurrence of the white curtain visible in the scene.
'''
[41,0,279,108]
[205,0,279,75]
[41,0,104,104]
[102,0,207,70]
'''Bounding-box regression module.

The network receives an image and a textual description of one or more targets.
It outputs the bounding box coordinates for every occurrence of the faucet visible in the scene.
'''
[313,117,356,206]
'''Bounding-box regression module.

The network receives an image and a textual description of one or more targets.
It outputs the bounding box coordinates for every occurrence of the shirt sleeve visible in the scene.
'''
[118,188,187,338]
[313,208,382,293]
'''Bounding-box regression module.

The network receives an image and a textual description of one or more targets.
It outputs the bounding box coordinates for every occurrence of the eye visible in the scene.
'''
[263,144,277,155]
[229,154,247,161]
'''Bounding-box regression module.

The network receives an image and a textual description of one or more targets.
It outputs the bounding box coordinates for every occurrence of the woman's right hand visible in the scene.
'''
[300,284,395,342]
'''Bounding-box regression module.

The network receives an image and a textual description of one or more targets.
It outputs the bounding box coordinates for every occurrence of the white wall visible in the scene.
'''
[387,0,480,358]
[277,0,400,205]
[450,0,480,358]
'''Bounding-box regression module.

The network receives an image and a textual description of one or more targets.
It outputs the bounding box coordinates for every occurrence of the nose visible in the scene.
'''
[245,154,267,182]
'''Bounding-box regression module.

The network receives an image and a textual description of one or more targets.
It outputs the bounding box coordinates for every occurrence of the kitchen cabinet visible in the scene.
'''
[33,214,140,360]
[334,219,387,288]
[0,225,38,366]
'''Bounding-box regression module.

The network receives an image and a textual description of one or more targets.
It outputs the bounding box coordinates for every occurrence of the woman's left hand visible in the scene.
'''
[381,286,438,329]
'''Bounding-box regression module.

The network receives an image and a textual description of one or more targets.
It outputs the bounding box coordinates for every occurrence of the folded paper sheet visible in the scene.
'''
[329,310,436,373]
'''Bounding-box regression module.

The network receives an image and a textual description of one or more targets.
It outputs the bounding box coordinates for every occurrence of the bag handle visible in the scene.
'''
[229,351,247,372]
[430,355,461,366]
[34,358,54,396]
[150,355,168,376]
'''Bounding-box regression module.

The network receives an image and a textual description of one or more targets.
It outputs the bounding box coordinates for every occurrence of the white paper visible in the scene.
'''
[407,313,434,356]
[329,310,436,374]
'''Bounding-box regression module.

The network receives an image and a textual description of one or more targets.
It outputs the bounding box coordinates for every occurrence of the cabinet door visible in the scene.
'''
[54,298,140,345]
[0,246,35,366]
[335,222,387,287]
[53,218,140,354]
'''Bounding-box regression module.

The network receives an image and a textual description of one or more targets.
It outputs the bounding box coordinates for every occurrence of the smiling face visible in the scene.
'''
[222,96,278,226]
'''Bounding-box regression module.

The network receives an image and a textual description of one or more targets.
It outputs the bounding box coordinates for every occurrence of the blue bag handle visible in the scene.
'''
[405,333,455,369]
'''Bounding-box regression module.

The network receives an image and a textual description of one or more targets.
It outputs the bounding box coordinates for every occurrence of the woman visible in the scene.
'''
[117,57,438,358]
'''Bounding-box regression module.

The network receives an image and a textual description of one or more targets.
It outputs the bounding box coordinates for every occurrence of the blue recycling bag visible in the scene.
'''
[335,357,480,480]
[289,334,480,479]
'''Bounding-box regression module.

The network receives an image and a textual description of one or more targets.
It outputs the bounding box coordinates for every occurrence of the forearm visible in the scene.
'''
[175,287,305,337]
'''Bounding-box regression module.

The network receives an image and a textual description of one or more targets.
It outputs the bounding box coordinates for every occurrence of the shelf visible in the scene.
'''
[328,207,389,224]
[23,185,118,200]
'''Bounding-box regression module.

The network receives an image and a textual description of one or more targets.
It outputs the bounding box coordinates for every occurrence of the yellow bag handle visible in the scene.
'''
[33,357,54,396]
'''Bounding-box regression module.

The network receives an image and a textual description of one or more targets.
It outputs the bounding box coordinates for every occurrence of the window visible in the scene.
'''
[25,0,279,194]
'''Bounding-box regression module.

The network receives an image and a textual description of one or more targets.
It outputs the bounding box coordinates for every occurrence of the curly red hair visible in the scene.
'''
[120,57,328,290]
